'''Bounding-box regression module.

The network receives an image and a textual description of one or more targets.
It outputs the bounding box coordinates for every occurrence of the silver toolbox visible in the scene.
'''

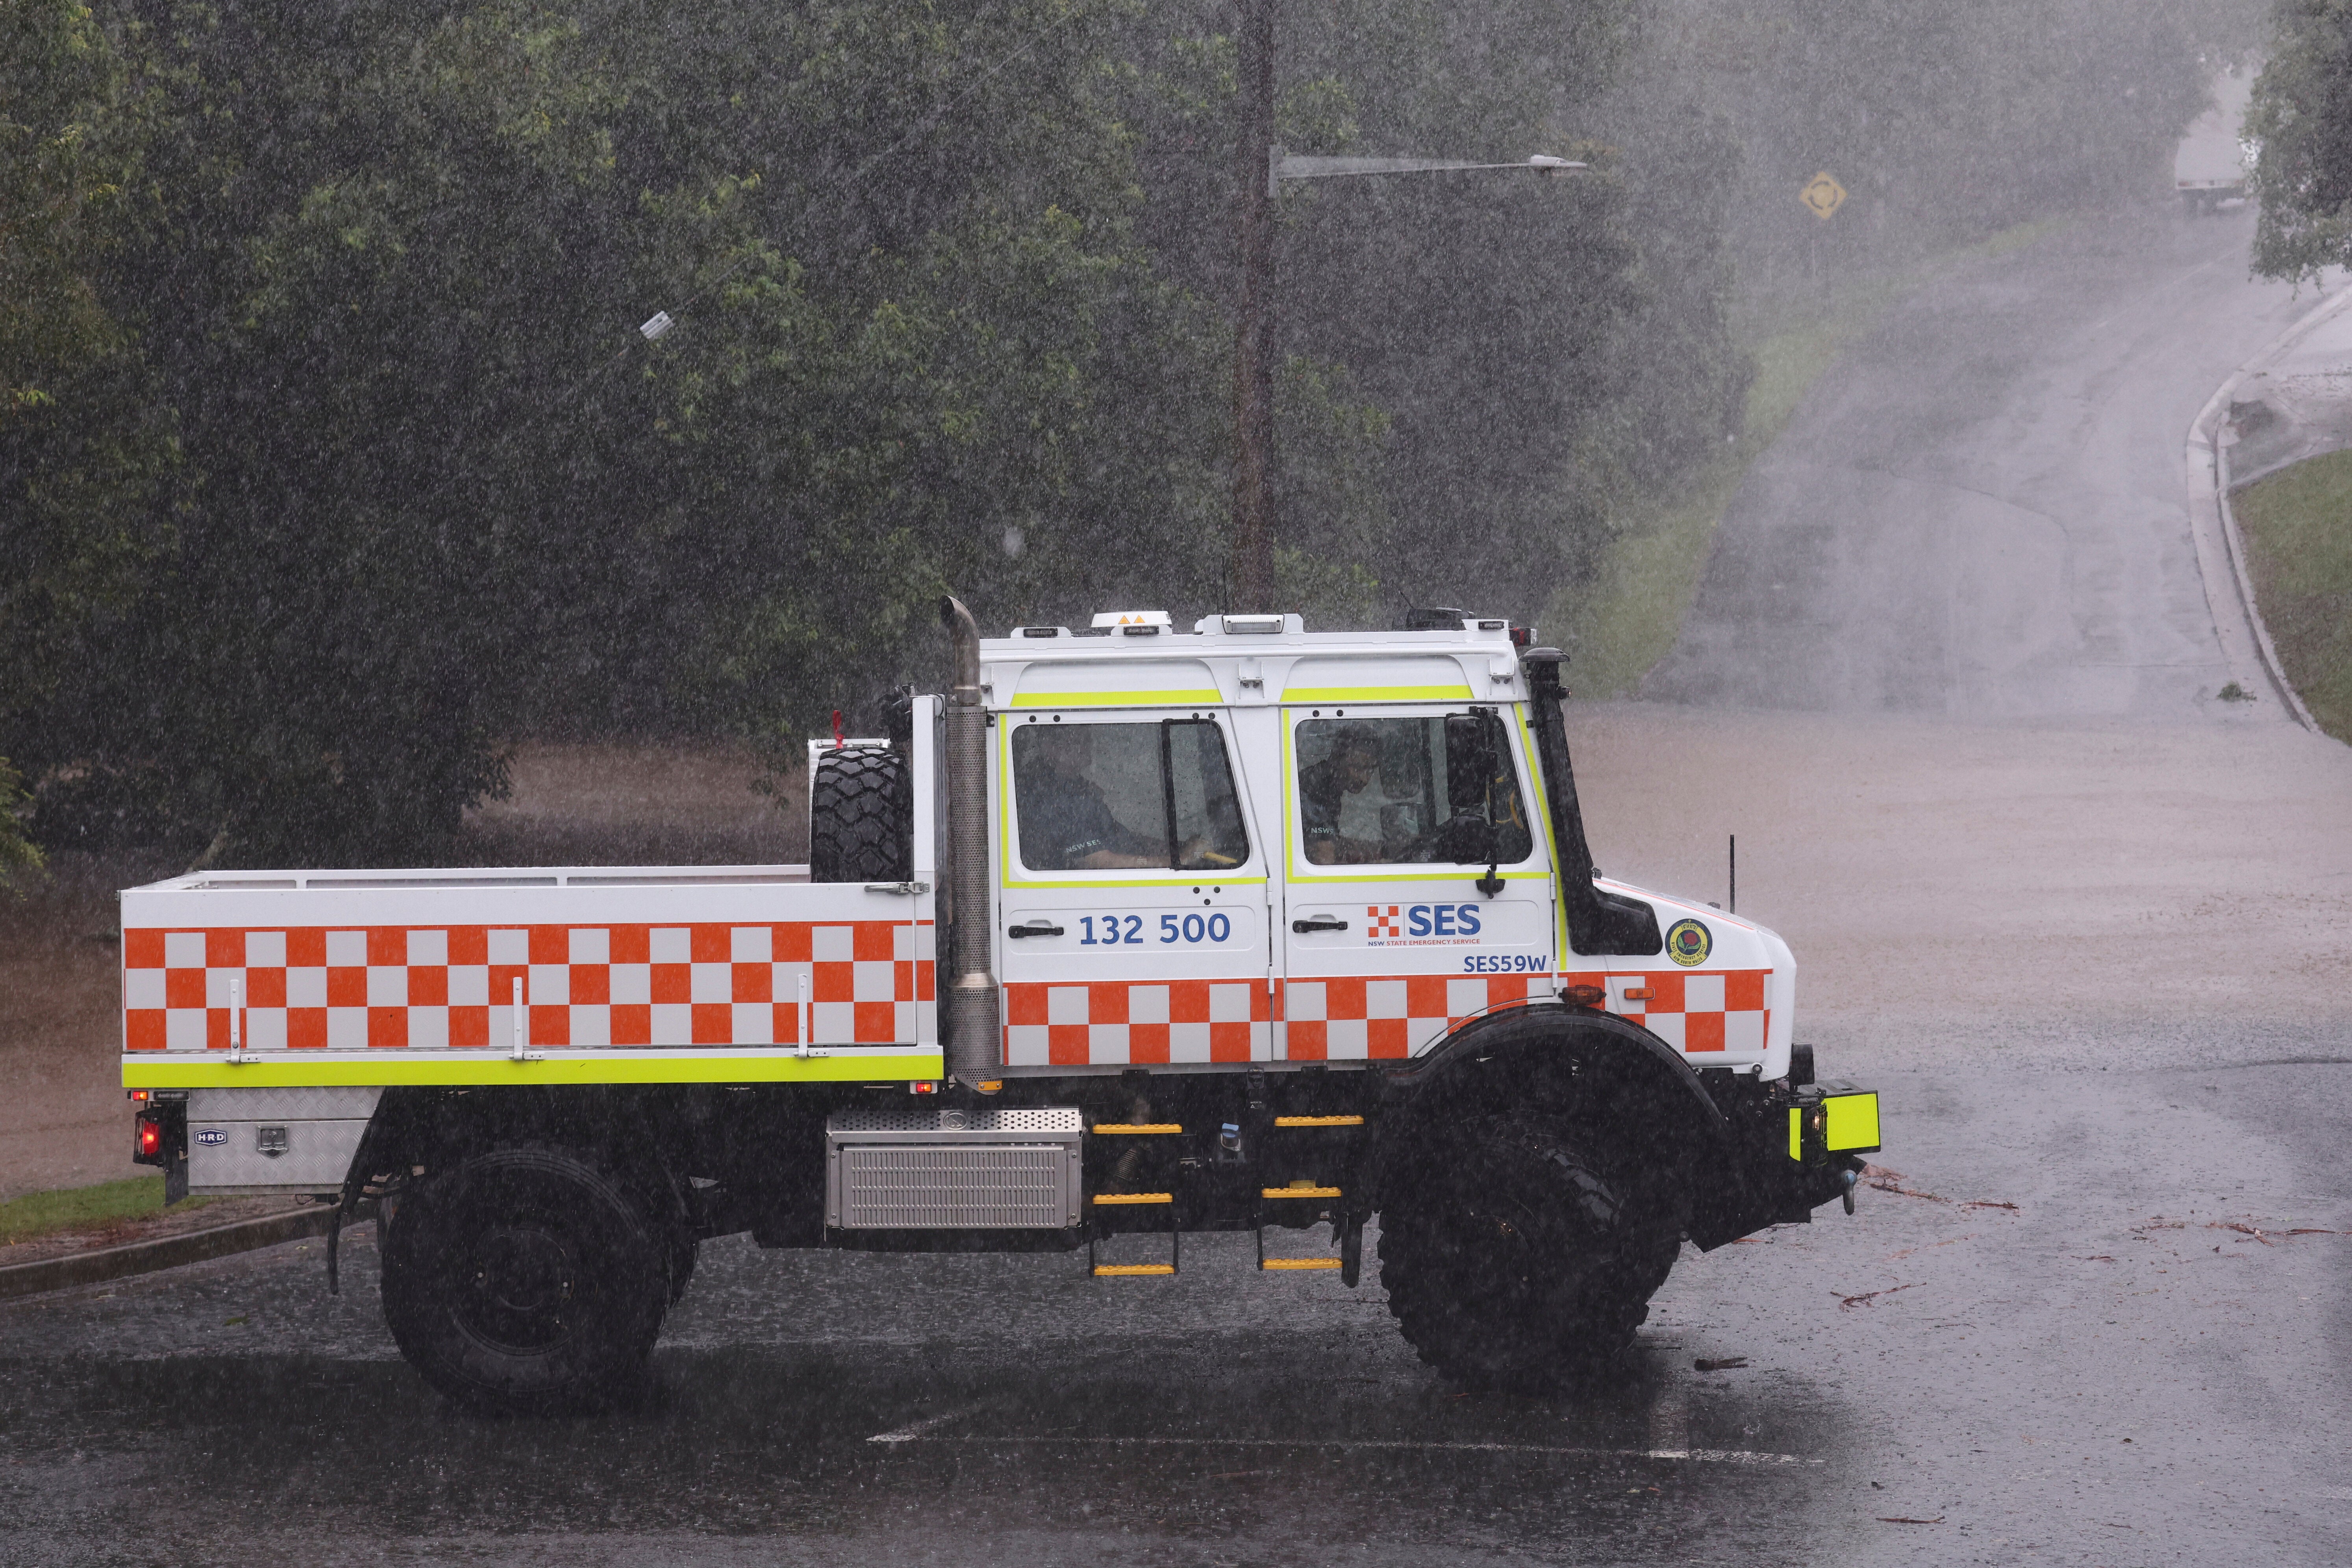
[825,1106,1082,1230]
[186,1086,381,1195]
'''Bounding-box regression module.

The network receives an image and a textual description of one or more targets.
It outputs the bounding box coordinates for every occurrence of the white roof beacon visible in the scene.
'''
[1090,609,1173,635]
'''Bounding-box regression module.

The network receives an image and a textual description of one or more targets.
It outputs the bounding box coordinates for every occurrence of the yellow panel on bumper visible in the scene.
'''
[1824,1091,1880,1153]
[1787,1089,1882,1161]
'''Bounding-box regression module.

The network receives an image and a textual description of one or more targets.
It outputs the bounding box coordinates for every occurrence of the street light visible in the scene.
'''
[1270,151,1587,193]
[1226,0,1587,609]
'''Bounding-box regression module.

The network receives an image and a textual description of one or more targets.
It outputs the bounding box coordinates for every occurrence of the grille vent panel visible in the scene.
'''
[825,1105,1082,1229]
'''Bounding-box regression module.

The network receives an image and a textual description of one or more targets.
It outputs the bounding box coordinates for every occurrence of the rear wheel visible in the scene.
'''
[1377,1114,1682,1388]
[810,746,912,883]
[381,1145,673,1415]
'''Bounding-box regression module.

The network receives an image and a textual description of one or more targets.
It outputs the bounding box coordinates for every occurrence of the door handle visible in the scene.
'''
[1008,921,1065,939]
[1291,917,1348,933]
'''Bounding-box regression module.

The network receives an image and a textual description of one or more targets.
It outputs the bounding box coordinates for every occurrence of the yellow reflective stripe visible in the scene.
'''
[1286,869,1548,885]
[1514,704,1570,964]
[998,720,1015,884]
[1093,1192,1173,1205]
[122,1050,941,1089]
[1261,1186,1341,1199]
[1789,1107,1804,1161]
[1011,690,1223,708]
[1824,1092,1881,1151]
[1273,1114,1363,1127]
[1094,1123,1183,1134]
[1094,1264,1176,1276]
[1281,685,1473,703]
[1260,1257,1342,1270]
[1282,718,1300,871]
[1001,876,1267,890]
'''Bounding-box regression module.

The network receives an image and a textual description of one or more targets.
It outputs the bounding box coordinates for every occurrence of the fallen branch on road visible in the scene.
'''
[1837,1283,1920,1310]
[1862,1165,2017,1211]
[2209,1222,2345,1246]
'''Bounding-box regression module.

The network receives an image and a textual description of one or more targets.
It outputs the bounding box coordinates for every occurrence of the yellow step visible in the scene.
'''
[1259,1257,1343,1271]
[1274,1115,1364,1127]
[1261,1186,1341,1200]
[1092,1192,1172,1206]
[1093,1123,1182,1135]
[1093,1263,1176,1277]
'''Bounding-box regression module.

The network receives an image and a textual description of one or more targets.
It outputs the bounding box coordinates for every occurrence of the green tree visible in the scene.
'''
[0,0,176,765]
[2249,0,2352,282]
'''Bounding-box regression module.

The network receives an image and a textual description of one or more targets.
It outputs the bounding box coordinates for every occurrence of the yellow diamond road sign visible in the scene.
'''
[1801,172,1847,221]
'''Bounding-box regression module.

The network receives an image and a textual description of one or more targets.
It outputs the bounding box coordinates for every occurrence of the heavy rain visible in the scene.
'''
[4,0,2350,1561]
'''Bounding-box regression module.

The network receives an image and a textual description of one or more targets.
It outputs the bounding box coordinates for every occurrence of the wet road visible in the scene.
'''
[1645,205,2324,717]
[9,202,2352,1566]
[5,1059,2349,1564]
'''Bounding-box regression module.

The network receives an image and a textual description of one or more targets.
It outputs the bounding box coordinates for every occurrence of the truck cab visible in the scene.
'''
[979,611,1789,1076]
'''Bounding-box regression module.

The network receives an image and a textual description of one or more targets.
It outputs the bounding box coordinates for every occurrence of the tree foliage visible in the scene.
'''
[0,0,2239,863]
[2249,0,2352,281]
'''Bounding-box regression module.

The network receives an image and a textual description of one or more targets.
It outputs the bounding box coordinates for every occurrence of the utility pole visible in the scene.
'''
[1230,0,1276,611]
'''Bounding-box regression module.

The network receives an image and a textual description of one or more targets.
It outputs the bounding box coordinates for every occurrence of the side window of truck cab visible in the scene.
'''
[1293,711,1534,868]
[1010,718,1250,872]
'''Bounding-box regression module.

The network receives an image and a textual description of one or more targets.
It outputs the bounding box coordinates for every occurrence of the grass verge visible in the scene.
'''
[1546,216,2075,696]
[0,1174,211,1249]
[2233,450,2352,741]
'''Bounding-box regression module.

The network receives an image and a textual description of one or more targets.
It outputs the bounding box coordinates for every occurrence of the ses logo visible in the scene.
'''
[1364,903,1484,942]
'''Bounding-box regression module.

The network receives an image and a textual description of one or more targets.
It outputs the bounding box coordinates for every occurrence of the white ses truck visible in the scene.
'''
[121,601,1880,1412]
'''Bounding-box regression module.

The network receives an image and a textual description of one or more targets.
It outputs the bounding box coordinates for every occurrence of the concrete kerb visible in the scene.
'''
[0,1204,338,1301]
[2184,284,2348,732]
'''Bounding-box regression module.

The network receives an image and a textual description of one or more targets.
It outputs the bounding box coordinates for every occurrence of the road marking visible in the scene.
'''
[866,1402,991,1445]
[1648,1379,1688,1456]
[891,1435,1817,1466]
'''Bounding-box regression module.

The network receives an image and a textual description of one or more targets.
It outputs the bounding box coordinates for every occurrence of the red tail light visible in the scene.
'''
[136,1115,164,1161]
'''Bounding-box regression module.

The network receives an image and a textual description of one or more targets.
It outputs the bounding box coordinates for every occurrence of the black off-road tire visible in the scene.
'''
[1376,1114,1683,1389]
[381,1145,673,1416]
[810,746,912,883]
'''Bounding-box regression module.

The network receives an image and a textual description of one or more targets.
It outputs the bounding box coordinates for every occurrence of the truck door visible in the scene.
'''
[1277,705,1554,1061]
[994,711,1273,1067]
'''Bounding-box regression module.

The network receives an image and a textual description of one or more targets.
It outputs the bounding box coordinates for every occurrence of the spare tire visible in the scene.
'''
[810,746,913,883]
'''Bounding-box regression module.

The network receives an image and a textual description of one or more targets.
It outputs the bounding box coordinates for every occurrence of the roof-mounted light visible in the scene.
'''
[1093,610,1172,636]
[1191,613,1302,635]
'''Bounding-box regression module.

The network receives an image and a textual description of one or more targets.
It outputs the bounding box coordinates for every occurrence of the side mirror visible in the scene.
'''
[1444,713,1497,811]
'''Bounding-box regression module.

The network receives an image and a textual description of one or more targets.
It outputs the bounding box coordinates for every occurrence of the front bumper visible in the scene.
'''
[1690,1074,1881,1249]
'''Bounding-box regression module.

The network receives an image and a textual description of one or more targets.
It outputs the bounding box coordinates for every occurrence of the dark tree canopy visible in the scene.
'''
[0,0,2236,866]
[2250,0,2352,281]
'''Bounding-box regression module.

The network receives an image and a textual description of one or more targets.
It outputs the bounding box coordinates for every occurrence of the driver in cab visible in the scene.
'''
[1300,728,1389,864]
[1017,725,1164,870]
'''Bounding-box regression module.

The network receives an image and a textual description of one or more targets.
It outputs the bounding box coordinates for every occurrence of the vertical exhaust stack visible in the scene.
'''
[938,596,1000,1084]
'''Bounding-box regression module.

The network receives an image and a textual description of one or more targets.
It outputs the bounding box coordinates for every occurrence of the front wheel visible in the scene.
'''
[381,1145,674,1415]
[1377,1114,1682,1388]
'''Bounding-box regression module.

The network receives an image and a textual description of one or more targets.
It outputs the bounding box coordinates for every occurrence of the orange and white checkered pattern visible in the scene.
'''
[1284,974,1539,1061]
[1570,967,1769,1054]
[122,922,935,1052]
[998,966,1771,1067]
[1003,980,1272,1066]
